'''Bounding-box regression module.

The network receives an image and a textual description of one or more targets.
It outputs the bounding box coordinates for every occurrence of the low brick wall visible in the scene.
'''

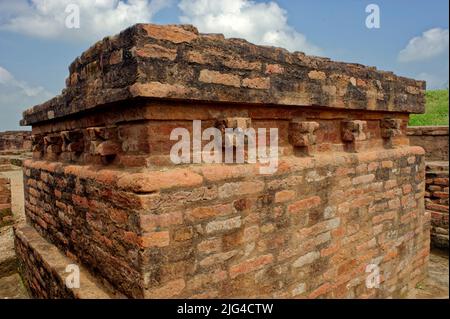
[15,224,112,298]
[407,126,448,162]
[0,177,13,228]
[425,163,449,248]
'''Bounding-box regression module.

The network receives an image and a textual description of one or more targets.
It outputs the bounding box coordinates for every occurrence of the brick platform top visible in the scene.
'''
[21,24,425,126]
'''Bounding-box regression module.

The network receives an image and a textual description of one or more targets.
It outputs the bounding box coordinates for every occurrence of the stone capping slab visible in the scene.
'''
[426,161,449,172]
[14,223,112,299]
[407,126,449,136]
[21,24,425,126]
[23,146,425,194]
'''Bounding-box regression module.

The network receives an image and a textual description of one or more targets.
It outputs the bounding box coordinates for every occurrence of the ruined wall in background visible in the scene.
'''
[425,162,449,249]
[408,126,449,249]
[407,126,448,162]
[0,131,32,152]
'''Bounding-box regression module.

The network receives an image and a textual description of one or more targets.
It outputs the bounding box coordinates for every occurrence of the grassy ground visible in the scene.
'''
[409,89,449,126]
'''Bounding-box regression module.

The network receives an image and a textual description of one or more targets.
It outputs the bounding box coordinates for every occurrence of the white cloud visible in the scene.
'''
[416,72,448,90]
[178,0,323,55]
[398,28,449,63]
[0,65,53,130]
[0,0,169,42]
[0,66,51,97]
[0,66,15,84]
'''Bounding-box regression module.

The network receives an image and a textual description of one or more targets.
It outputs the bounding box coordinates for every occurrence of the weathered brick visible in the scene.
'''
[308,70,326,80]
[133,44,177,61]
[218,181,265,199]
[352,174,375,185]
[199,250,237,268]
[197,238,222,255]
[275,190,295,203]
[199,70,241,87]
[372,211,396,224]
[292,251,320,268]
[288,196,321,214]
[142,231,170,248]
[242,77,270,90]
[185,204,232,222]
[229,254,273,278]
[144,278,186,298]
[117,169,203,193]
[205,216,242,234]
[141,211,183,232]
[142,24,198,43]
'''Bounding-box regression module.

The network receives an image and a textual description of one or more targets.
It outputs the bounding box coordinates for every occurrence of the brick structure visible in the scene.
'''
[16,24,429,299]
[407,126,448,162]
[408,126,448,249]
[425,163,449,248]
[0,131,32,152]
[0,177,13,228]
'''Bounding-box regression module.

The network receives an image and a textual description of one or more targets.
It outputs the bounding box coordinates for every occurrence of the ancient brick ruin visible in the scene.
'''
[408,126,449,249]
[0,131,32,153]
[15,24,429,299]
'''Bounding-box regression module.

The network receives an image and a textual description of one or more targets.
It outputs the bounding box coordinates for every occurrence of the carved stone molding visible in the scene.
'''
[381,118,402,139]
[341,120,368,142]
[289,120,319,156]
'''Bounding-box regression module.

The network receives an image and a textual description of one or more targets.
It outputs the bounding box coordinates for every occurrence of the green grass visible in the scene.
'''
[409,89,449,126]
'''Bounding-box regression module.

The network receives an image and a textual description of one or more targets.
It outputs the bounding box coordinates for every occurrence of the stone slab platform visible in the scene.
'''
[0,227,17,278]
[0,273,29,299]
[14,223,113,299]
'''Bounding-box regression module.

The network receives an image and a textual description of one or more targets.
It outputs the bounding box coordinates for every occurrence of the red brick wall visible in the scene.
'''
[22,145,428,298]
[407,127,449,248]
[0,131,32,152]
[407,126,448,162]
[425,166,449,248]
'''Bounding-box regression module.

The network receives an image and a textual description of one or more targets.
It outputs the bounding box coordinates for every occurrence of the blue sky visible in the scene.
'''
[0,0,448,130]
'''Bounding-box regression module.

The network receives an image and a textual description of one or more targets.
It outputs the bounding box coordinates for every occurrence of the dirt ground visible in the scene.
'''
[0,168,25,221]
[407,248,449,299]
